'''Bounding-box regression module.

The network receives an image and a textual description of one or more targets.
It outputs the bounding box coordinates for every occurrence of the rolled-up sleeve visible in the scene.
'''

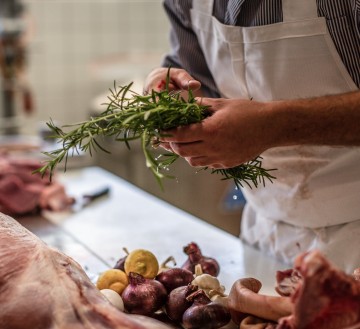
[161,0,221,97]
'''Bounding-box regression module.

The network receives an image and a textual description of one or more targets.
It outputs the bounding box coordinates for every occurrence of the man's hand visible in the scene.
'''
[143,67,202,96]
[160,90,360,169]
[160,98,275,169]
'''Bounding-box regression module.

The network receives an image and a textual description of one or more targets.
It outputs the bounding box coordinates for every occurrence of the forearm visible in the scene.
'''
[269,91,360,148]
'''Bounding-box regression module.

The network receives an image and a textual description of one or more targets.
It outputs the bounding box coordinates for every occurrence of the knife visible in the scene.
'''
[71,186,111,212]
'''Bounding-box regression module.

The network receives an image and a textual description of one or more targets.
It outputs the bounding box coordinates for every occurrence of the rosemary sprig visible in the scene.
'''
[35,80,276,189]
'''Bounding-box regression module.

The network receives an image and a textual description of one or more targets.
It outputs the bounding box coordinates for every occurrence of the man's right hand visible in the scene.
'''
[143,67,202,96]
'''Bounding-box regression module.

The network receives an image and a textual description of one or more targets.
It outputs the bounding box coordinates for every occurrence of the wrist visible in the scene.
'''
[265,91,360,148]
[264,98,312,149]
[260,100,291,149]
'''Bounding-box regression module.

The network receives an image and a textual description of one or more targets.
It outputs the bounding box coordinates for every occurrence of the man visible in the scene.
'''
[144,0,360,273]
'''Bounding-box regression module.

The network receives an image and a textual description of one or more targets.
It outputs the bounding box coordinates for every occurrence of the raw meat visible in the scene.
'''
[0,212,172,329]
[0,175,41,214]
[230,251,360,329]
[354,268,360,282]
[275,269,302,297]
[0,155,74,215]
[277,251,360,329]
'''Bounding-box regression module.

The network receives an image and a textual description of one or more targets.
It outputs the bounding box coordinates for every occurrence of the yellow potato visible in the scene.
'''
[124,249,159,279]
[96,269,128,294]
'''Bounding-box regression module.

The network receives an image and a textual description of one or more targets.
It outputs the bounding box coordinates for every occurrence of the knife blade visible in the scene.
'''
[71,186,110,212]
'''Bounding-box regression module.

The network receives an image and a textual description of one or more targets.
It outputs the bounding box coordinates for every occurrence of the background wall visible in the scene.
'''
[24,0,170,127]
[15,0,244,236]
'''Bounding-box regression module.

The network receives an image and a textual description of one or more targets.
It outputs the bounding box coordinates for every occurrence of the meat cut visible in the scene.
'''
[0,212,172,329]
[228,252,360,329]
[277,251,360,329]
[0,155,74,215]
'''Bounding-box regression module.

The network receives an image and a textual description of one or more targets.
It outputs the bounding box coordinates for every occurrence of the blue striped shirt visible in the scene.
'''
[162,0,360,97]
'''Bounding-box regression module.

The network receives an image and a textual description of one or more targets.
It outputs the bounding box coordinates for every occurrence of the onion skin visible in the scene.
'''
[113,256,126,271]
[113,248,129,271]
[121,272,167,316]
[181,242,220,277]
[165,284,198,322]
[156,268,194,293]
[182,290,231,329]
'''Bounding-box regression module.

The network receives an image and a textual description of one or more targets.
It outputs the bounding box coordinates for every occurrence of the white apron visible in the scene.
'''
[190,0,360,273]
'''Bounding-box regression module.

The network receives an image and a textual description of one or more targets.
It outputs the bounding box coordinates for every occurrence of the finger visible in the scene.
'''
[187,79,201,92]
[184,156,208,168]
[168,68,201,91]
[169,141,203,158]
[168,141,223,167]
[143,68,173,93]
[160,122,205,143]
[184,156,226,168]
[195,97,220,113]
[144,68,201,94]
[185,157,227,169]
[158,142,173,152]
[208,163,227,169]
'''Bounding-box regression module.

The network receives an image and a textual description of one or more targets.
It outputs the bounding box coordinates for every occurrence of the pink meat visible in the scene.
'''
[277,251,360,329]
[0,212,172,329]
[38,182,75,211]
[354,268,360,281]
[0,175,41,214]
[0,155,72,215]
[275,269,302,297]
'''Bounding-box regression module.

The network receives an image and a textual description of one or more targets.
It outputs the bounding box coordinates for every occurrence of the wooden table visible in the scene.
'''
[18,166,287,295]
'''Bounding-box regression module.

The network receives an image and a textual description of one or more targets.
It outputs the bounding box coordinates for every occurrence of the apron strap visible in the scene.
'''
[192,0,213,15]
[282,0,318,22]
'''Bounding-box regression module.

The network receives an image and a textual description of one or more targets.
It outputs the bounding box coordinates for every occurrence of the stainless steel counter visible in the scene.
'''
[18,166,287,295]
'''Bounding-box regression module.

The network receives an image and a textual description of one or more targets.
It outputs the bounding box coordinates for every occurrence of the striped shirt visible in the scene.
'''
[162,0,360,97]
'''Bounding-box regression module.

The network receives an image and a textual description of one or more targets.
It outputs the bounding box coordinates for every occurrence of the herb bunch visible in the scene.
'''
[36,79,275,189]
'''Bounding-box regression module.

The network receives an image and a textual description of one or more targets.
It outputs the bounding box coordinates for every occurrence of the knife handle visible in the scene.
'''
[83,186,110,201]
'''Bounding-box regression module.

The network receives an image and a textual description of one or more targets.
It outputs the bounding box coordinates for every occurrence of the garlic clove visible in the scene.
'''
[210,291,229,307]
[100,289,125,312]
[192,273,225,295]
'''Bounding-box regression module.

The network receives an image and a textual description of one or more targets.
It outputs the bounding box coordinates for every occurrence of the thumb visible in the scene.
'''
[169,69,201,91]
[185,79,201,92]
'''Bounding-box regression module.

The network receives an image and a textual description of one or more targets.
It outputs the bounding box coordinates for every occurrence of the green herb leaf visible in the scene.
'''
[35,70,276,189]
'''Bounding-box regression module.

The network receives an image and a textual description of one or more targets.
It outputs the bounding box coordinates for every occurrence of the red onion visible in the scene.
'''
[181,242,220,277]
[182,290,231,329]
[156,268,194,293]
[113,247,129,271]
[113,257,126,271]
[165,284,198,322]
[121,272,167,315]
[158,255,177,273]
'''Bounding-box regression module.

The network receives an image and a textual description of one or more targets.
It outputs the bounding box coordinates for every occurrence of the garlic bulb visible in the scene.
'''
[100,289,125,312]
[192,264,225,296]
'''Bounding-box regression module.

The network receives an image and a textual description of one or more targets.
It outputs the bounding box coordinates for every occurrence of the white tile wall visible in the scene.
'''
[22,0,170,132]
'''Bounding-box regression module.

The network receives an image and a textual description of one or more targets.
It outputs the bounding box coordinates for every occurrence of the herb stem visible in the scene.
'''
[35,75,276,189]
